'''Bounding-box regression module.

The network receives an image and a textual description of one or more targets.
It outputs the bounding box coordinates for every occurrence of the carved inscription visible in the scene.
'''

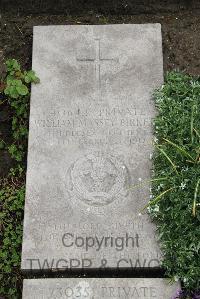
[48,285,158,298]
[33,105,153,147]
[26,284,158,298]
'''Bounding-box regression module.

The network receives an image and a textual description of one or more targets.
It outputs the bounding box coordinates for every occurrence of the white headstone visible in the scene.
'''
[21,24,163,271]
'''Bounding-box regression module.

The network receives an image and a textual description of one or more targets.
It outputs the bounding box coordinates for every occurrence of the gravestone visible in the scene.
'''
[22,278,180,298]
[21,24,163,271]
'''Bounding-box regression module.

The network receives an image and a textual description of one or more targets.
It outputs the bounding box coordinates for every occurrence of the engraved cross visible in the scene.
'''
[77,38,118,101]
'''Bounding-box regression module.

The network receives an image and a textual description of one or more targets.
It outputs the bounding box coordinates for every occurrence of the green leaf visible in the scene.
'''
[163,138,195,161]
[6,59,21,72]
[4,86,19,98]
[193,178,200,217]
[156,145,179,174]
[13,79,22,86]
[141,187,174,213]
[24,70,40,84]
[16,84,29,96]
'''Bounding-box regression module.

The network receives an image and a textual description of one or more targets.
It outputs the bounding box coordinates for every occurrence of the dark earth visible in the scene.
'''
[0,3,200,178]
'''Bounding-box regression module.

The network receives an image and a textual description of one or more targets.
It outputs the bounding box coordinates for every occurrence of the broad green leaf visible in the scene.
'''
[16,84,28,96]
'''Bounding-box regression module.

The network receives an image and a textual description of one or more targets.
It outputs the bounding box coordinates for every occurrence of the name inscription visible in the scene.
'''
[32,105,153,146]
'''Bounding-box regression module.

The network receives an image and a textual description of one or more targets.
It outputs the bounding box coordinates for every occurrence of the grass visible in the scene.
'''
[147,71,200,297]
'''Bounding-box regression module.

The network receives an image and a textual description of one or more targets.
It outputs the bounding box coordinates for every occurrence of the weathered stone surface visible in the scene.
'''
[21,24,163,271]
[22,278,179,298]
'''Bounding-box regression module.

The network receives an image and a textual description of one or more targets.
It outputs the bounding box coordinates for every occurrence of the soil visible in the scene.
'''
[0,10,200,176]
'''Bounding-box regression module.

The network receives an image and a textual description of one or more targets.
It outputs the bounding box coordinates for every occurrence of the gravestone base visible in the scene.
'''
[22,278,180,298]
